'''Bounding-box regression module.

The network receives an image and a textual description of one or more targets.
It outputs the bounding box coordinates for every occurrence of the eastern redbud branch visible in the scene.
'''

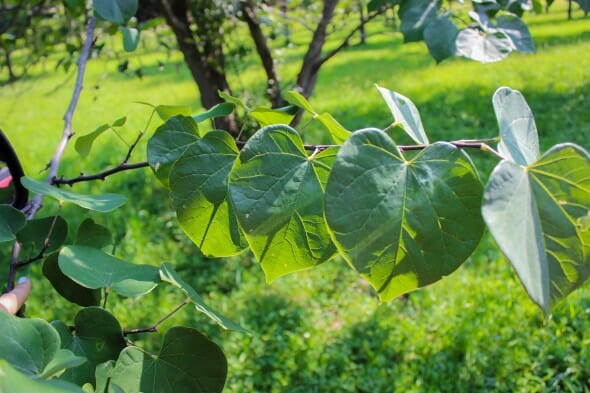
[123,300,190,336]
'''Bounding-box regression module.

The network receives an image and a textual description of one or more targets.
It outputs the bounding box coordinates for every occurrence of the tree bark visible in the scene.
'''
[159,0,238,134]
[241,0,283,107]
[294,0,339,99]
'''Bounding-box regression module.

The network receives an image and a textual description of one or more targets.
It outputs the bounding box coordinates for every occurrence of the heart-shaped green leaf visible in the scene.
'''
[376,85,429,145]
[52,308,126,386]
[108,327,227,393]
[75,218,112,249]
[325,129,485,301]
[0,205,25,242]
[160,263,248,332]
[229,125,336,281]
[0,312,61,376]
[58,245,160,297]
[147,116,199,187]
[21,177,126,212]
[493,86,540,166]
[75,123,110,158]
[0,360,84,393]
[169,131,247,257]
[423,13,459,63]
[482,143,590,314]
[93,0,137,24]
[250,107,295,127]
[120,26,139,52]
[455,26,514,63]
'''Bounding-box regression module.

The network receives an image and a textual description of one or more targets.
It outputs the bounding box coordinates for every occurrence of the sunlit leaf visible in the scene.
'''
[250,107,295,127]
[170,131,247,257]
[229,125,336,281]
[160,263,248,332]
[376,85,429,145]
[21,177,126,212]
[325,129,484,301]
[108,327,227,393]
[493,86,540,165]
[155,105,193,121]
[43,253,101,307]
[58,245,159,297]
[482,144,590,314]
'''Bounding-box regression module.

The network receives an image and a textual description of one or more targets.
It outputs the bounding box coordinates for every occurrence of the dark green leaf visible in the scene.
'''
[160,263,248,332]
[147,115,199,187]
[17,215,68,258]
[59,245,160,297]
[423,13,459,63]
[325,129,485,301]
[76,218,112,249]
[120,26,139,52]
[0,360,84,393]
[170,131,247,257]
[398,0,442,42]
[376,85,429,145]
[482,144,590,314]
[52,308,126,386]
[93,0,138,24]
[229,125,336,281]
[108,327,227,393]
[493,86,540,165]
[0,205,25,242]
[0,312,60,376]
[193,103,234,124]
[43,253,101,307]
[22,177,127,212]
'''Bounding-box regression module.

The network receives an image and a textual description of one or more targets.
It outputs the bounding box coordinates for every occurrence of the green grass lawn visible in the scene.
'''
[1,2,590,392]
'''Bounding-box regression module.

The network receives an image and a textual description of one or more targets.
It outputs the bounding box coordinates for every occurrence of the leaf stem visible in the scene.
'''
[123,300,190,336]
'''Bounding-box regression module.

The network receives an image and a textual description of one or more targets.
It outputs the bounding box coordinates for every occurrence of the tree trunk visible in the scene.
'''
[295,0,339,99]
[241,0,283,107]
[359,1,366,45]
[3,49,17,82]
[159,0,238,134]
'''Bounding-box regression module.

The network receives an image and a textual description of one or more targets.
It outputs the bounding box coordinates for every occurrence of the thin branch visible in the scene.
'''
[6,242,21,292]
[123,300,190,336]
[52,131,149,186]
[52,161,149,186]
[15,207,62,269]
[26,16,96,218]
[319,8,386,68]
